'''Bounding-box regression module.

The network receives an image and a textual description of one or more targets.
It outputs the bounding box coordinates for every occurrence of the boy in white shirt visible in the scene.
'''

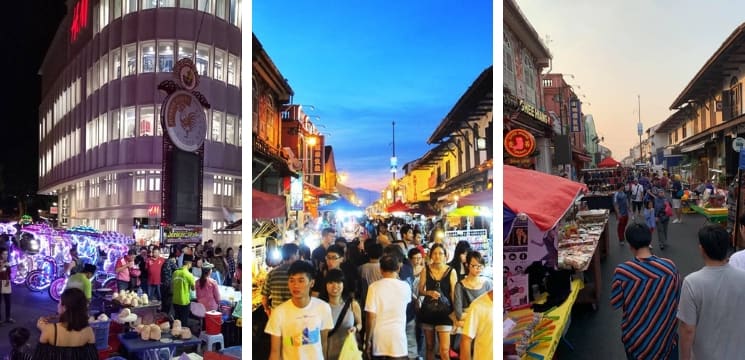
[365,254,412,359]
[460,290,493,360]
[265,261,333,360]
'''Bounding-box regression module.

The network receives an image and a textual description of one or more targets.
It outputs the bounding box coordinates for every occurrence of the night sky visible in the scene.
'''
[1,1,66,197]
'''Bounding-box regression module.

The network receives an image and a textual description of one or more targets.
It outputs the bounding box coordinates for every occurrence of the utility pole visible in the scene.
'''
[637,94,643,164]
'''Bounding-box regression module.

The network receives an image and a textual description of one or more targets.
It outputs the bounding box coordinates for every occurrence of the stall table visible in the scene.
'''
[582,194,615,213]
[109,301,162,325]
[505,279,583,359]
[118,333,201,360]
[689,204,728,225]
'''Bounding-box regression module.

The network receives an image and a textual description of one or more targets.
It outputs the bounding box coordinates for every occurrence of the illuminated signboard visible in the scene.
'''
[504,129,536,158]
[520,102,549,125]
[70,0,89,43]
[290,175,304,211]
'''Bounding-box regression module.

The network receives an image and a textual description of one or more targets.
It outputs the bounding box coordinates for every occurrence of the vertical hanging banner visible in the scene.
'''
[569,98,582,133]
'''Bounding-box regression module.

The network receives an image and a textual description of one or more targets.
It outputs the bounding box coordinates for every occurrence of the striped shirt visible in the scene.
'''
[260,262,292,309]
[610,256,680,359]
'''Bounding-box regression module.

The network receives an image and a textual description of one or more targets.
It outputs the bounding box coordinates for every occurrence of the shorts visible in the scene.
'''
[671,199,681,209]
[632,201,643,212]
[420,323,453,333]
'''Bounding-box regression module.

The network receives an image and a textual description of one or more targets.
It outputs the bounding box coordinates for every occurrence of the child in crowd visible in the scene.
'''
[9,327,33,360]
[643,200,656,234]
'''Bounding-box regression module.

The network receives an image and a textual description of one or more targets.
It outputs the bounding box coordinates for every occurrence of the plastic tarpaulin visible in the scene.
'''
[503,165,587,232]
[252,189,287,219]
[318,197,363,212]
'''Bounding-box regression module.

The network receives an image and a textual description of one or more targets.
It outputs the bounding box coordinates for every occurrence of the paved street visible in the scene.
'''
[0,283,59,356]
[555,212,710,359]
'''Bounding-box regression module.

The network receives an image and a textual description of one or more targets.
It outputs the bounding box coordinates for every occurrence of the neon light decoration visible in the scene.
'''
[70,0,89,43]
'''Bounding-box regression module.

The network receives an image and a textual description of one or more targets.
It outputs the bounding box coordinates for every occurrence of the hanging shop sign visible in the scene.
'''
[504,129,536,158]
[569,99,582,133]
[163,225,202,245]
[162,90,207,152]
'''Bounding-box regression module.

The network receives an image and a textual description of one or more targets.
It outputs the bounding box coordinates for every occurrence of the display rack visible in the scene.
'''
[445,229,491,275]
[581,168,626,194]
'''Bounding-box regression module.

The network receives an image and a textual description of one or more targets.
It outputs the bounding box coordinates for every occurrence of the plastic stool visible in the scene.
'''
[197,331,224,353]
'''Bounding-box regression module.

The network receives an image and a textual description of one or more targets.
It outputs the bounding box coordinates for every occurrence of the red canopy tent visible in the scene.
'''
[458,190,493,208]
[503,165,588,231]
[386,200,411,213]
[252,189,287,219]
[597,157,622,168]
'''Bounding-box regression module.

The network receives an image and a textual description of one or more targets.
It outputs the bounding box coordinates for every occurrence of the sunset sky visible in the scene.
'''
[515,0,745,159]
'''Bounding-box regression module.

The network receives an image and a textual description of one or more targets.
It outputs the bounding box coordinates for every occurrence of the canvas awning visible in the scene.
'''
[679,141,707,153]
[252,189,286,220]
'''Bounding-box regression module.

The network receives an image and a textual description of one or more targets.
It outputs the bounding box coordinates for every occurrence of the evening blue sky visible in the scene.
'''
[252,1,493,191]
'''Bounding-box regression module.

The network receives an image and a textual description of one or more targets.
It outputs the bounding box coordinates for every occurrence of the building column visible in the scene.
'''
[535,137,552,173]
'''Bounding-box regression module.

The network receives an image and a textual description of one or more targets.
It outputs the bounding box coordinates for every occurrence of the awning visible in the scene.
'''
[252,189,286,219]
[680,141,707,153]
[572,150,593,163]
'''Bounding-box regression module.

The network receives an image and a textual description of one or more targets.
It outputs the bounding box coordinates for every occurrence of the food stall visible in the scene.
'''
[444,190,494,278]
[503,165,594,359]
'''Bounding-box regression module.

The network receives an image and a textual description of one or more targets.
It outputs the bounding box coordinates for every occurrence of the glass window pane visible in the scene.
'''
[124,0,137,14]
[196,44,210,77]
[142,0,156,9]
[141,41,155,73]
[211,111,222,142]
[225,115,235,145]
[155,104,162,136]
[180,0,194,8]
[124,107,136,138]
[113,0,122,19]
[228,0,237,25]
[178,41,194,61]
[139,106,154,136]
[213,49,224,81]
[158,41,174,72]
[215,0,225,19]
[197,0,211,13]
[159,0,176,7]
[237,117,241,145]
[125,44,137,76]
[204,109,210,139]
[111,48,121,79]
[227,54,235,85]
[111,109,120,140]
[100,113,108,144]
[101,54,109,86]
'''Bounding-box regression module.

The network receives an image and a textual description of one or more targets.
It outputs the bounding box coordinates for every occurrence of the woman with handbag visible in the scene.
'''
[418,244,457,360]
[322,269,362,360]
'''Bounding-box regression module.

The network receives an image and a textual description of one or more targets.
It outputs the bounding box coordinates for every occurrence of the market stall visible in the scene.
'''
[578,164,628,213]
[504,165,603,358]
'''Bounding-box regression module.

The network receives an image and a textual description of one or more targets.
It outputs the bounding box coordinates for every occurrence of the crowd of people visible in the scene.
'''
[261,218,493,360]
[2,238,243,360]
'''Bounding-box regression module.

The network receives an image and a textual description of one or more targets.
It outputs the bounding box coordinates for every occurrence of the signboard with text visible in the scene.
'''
[504,129,536,158]
[162,225,202,245]
[569,99,582,133]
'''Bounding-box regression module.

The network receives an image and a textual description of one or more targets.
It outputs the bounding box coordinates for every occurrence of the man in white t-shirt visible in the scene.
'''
[460,290,493,360]
[630,179,645,219]
[364,254,411,359]
[265,261,334,360]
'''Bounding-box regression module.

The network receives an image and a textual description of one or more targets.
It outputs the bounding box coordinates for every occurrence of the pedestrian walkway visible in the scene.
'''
[555,213,706,359]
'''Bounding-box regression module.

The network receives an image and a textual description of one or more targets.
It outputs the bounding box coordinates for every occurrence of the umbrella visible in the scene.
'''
[318,197,363,212]
[386,200,411,213]
[448,205,491,217]
[252,189,286,220]
[458,190,493,208]
[503,165,587,232]
[597,157,622,168]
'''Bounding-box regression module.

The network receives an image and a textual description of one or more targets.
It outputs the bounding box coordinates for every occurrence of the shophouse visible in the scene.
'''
[503,0,553,173]
[38,0,243,246]
[542,73,591,177]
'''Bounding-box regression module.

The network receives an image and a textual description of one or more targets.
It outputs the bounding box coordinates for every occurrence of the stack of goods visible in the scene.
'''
[112,290,152,307]
[583,169,624,194]
[558,211,608,271]
[504,312,557,359]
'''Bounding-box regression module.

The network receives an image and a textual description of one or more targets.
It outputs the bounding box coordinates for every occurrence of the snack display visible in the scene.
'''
[558,211,608,272]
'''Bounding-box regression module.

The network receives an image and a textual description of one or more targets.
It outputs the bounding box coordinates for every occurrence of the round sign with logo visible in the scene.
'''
[733,137,745,152]
[162,90,207,152]
[504,129,536,158]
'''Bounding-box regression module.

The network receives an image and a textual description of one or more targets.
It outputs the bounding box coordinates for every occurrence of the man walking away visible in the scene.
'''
[678,225,745,360]
[611,223,680,359]
[614,183,630,246]
[630,179,644,220]
[671,175,684,223]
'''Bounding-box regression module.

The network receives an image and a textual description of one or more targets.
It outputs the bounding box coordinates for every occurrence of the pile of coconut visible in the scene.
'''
[112,290,150,307]
[130,319,192,341]
[88,313,110,323]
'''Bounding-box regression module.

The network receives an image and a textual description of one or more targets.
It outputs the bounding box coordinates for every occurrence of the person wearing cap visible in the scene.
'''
[65,264,97,301]
[172,254,196,326]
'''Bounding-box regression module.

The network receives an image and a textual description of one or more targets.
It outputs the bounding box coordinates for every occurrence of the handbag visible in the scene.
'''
[419,267,453,322]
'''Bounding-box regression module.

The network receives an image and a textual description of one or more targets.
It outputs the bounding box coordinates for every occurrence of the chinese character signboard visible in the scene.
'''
[569,99,582,133]
[504,129,536,158]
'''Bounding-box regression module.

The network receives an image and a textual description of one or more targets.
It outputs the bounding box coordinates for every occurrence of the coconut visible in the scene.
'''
[149,324,162,341]
[140,324,151,340]
[159,322,170,331]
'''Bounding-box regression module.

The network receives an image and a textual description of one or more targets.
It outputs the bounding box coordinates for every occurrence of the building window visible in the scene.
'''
[111,109,120,140]
[178,41,194,61]
[197,0,212,13]
[159,0,176,7]
[158,41,174,72]
[141,41,156,73]
[523,50,536,105]
[141,0,156,10]
[100,0,111,29]
[227,54,236,85]
[100,113,108,144]
[113,0,122,19]
[148,176,160,191]
[682,123,687,138]
[155,105,163,136]
[503,33,516,92]
[237,118,241,145]
[124,107,136,138]
[215,0,225,19]
[125,44,137,76]
[135,177,146,192]
[229,0,239,26]
[111,48,121,79]
[204,108,211,139]
[124,0,137,15]
[196,44,210,77]
[224,176,233,196]
[139,106,154,136]
[213,49,225,81]
[180,0,194,8]
[100,54,109,87]
[212,111,223,142]
[213,175,222,195]
[730,77,742,119]
[225,114,235,145]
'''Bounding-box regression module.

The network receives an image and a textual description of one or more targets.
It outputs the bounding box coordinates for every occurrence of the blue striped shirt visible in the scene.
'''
[610,256,680,359]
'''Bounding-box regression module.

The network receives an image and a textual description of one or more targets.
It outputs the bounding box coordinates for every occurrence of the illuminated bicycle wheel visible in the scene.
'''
[26,269,52,292]
[48,277,67,302]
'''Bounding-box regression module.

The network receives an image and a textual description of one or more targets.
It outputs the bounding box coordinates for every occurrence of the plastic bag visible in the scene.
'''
[338,332,363,360]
